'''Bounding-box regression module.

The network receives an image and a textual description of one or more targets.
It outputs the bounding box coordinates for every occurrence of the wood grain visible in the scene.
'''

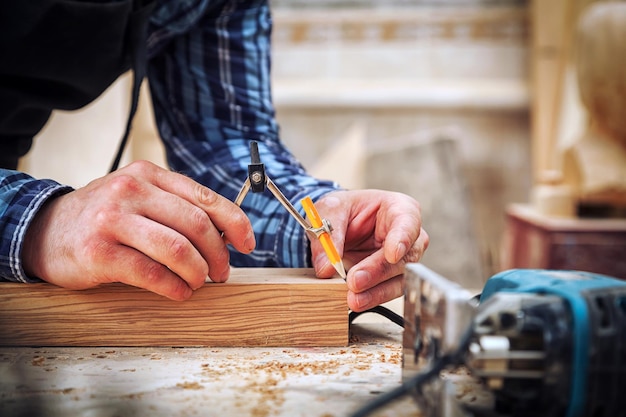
[0,268,348,347]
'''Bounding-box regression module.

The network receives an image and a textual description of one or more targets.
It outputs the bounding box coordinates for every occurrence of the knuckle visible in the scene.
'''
[92,206,121,229]
[166,236,191,262]
[189,207,211,235]
[141,260,167,286]
[126,160,156,174]
[195,184,218,206]
[108,174,142,197]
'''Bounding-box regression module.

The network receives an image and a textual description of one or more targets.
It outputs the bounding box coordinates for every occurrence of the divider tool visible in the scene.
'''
[233,141,347,279]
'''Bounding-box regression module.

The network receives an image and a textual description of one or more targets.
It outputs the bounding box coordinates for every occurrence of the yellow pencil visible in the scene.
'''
[301,197,347,279]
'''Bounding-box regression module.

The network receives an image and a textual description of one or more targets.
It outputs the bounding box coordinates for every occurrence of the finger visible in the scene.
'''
[95,242,194,301]
[347,229,429,293]
[347,274,404,312]
[124,161,255,254]
[310,230,346,278]
[136,183,233,283]
[381,198,423,264]
[113,213,209,290]
[346,247,405,294]
[102,174,231,284]
[417,228,430,255]
[388,227,429,266]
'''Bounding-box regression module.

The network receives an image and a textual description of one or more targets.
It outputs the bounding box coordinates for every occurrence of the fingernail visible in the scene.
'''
[208,275,225,283]
[244,231,256,253]
[355,291,373,310]
[354,270,372,291]
[211,268,230,283]
[395,242,407,262]
[218,272,229,283]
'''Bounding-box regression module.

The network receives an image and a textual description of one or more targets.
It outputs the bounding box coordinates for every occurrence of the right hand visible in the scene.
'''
[21,160,255,300]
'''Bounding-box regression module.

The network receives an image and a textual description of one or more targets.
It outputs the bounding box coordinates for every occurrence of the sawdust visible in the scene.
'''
[349,333,361,343]
[176,381,204,390]
[31,356,45,366]
[42,387,76,395]
[446,366,471,376]
[196,345,395,416]
[388,351,401,365]
[15,334,403,416]
[246,375,285,417]
[252,359,344,377]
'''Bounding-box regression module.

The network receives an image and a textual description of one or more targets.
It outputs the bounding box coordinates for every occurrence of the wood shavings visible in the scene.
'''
[31,356,45,366]
[0,323,408,417]
[176,381,204,390]
[349,333,361,344]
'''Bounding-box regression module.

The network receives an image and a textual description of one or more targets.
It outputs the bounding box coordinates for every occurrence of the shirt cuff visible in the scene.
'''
[0,175,72,283]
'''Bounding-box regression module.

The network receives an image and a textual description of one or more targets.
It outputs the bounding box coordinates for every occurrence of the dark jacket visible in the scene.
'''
[0,0,155,169]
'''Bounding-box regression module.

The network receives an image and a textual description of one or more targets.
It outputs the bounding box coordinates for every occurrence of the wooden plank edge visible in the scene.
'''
[0,270,348,347]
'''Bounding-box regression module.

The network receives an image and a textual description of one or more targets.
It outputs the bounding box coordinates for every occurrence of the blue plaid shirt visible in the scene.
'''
[0,0,339,283]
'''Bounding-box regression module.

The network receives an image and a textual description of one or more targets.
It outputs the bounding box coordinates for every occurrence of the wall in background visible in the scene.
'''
[272,2,531,285]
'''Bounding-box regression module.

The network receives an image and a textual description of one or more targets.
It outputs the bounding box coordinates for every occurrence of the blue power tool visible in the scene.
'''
[475,269,626,417]
[398,264,626,417]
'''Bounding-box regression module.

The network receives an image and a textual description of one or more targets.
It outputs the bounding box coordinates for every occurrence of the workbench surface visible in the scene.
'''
[0,323,420,417]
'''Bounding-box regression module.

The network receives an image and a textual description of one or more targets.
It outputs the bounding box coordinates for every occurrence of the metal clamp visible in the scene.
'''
[308,218,334,238]
[233,141,314,232]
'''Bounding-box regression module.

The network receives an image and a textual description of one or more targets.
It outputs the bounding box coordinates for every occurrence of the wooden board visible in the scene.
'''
[0,268,348,347]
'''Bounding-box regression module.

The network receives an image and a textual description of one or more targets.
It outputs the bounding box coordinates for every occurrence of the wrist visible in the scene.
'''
[22,196,57,279]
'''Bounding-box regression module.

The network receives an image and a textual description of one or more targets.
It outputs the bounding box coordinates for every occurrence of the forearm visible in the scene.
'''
[147,0,340,267]
[0,169,72,282]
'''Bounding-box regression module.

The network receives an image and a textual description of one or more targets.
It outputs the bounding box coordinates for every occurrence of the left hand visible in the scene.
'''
[310,190,429,312]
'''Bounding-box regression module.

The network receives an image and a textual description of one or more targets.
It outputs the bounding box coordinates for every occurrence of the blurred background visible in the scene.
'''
[20,0,616,294]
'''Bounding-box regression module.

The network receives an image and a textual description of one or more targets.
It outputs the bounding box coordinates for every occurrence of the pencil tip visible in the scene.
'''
[333,261,347,279]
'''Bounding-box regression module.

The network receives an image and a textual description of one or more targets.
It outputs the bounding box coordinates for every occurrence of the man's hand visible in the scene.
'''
[22,161,255,300]
[310,190,429,312]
